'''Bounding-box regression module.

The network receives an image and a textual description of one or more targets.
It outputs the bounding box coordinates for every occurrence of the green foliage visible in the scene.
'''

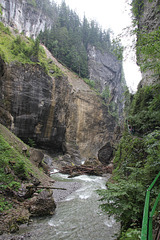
[97,180,145,230]
[0,198,12,212]
[113,133,146,179]
[0,24,63,77]
[0,134,29,187]
[10,36,41,63]
[128,84,160,134]
[37,0,57,17]
[27,0,36,7]
[0,22,11,35]
[131,0,144,22]
[111,38,124,60]
[28,138,36,148]
[137,28,160,77]
[143,130,160,180]
[83,78,95,88]
[0,4,2,16]
[97,84,160,237]
[38,1,123,78]
[13,161,27,180]
[119,228,141,240]
[101,86,110,102]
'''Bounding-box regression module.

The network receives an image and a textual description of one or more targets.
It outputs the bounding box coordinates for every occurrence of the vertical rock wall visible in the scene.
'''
[0,0,52,38]
[0,57,116,164]
[88,46,125,118]
[137,0,160,87]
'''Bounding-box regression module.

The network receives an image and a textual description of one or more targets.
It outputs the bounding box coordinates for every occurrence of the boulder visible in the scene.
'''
[29,148,44,167]
[28,190,56,216]
[98,142,113,165]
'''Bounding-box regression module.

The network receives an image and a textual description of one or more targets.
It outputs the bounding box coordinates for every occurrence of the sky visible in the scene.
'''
[54,0,142,92]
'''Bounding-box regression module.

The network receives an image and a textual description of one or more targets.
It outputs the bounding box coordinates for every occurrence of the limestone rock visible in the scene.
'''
[15,183,35,201]
[88,45,125,118]
[0,38,126,166]
[0,50,119,164]
[0,0,126,165]
[0,0,52,38]
[28,190,56,216]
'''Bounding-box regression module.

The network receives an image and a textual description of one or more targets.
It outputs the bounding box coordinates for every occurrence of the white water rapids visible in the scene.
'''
[2,172,120,240]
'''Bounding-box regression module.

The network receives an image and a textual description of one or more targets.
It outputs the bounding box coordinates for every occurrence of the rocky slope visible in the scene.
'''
[0,123,56,234]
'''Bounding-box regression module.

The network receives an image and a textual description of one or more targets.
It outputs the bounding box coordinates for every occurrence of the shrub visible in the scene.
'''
[97,180,145,230]
[119,228,141,240]
[83,78,95,88]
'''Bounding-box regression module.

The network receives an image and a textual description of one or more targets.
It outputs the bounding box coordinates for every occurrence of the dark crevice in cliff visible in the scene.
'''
[0,57,5,78]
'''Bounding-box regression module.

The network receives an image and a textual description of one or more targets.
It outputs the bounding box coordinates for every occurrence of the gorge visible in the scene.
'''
[0,0,125,165]
[0,0,160,239]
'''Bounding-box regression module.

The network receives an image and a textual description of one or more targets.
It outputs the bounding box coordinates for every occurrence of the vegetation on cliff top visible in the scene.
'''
[0,22,62,78]
[38,1,123,78]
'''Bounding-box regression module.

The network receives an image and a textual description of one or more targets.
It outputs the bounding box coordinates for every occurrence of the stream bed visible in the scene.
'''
[1,172,120,240]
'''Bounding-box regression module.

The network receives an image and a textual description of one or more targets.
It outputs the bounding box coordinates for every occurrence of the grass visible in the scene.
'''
[0,124,52,212]
[0,22,63,78]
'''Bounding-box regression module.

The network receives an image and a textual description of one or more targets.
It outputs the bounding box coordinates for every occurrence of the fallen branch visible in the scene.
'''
[59,164,112,176]
[26,186,66,190]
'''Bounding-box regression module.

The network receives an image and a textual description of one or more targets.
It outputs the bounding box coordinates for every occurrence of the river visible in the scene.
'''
[1,172,120,240]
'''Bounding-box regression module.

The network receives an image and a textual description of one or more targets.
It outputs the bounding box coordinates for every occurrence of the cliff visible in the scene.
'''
[0,0,125,165]
[136,0,160,87]
[0,43,117,165]
[0,0,52,38]
[88,45,125,118]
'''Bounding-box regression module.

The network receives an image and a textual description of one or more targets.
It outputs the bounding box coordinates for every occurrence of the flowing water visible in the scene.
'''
[1,172,120,240]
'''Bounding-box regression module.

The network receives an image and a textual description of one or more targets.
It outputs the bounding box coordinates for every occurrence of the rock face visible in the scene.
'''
[0,0,125,165]
[138,0,160,87]
[0,49,117,164]
[88,45,125,118]
[0,0,52,38]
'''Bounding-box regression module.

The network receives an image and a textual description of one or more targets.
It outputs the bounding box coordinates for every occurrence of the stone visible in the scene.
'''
[15,183,35,201]
[28,190,56,216]
[98,142,113,165]
[29,149,44,167]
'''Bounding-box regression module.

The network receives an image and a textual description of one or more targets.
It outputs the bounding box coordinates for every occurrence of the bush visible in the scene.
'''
[0,198,12,212]
[13,161,27,180]
[128,84,160,134]
[83,78,95,88]
[97,180,145,230]
[120,228,141,240]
